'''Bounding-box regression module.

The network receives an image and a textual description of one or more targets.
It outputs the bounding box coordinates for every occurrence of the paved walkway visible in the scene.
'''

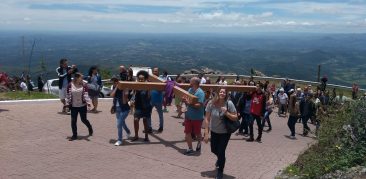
[0,100,315,179]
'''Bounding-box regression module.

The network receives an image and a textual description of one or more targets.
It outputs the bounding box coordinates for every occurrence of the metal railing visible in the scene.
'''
[167,74,366,92]
[102,74,365,92]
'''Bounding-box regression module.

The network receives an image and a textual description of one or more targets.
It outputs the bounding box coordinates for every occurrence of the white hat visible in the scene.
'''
[280,88,284,92]
[297,88,302,91]
[289,89,294,93]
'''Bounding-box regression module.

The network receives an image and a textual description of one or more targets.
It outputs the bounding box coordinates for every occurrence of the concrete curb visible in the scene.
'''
[0,98,112,104]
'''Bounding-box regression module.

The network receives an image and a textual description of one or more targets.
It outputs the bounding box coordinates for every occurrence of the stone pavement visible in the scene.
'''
[0,100,315,179]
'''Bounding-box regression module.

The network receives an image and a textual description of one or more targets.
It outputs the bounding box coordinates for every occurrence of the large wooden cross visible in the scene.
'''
[117,74,257,104]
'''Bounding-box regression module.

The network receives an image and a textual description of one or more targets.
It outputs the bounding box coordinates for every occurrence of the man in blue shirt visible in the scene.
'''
[182,77,205,155]
[148,67,164,133]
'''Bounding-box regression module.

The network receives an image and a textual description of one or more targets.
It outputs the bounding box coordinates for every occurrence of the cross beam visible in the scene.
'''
[118,74,257,104]
[178,84,257,92]
[149,74,257,92]
[117,81,166,91]
[149,75,199,104]
[117,79,199,104]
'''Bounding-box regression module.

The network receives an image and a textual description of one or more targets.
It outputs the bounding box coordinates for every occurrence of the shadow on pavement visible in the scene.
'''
[201,169,236,179]
[108,133,201,156]
[150,133,201,156]
[66,135,91,141]
[0,109,9,113]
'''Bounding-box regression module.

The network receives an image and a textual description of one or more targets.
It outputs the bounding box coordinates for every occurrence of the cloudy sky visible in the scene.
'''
[1,0,366,33]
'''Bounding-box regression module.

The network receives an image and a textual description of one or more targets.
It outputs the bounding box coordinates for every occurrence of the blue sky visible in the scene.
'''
[1,0,366,33]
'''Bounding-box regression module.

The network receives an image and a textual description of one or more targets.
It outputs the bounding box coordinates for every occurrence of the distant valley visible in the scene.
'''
[0,31,365,88]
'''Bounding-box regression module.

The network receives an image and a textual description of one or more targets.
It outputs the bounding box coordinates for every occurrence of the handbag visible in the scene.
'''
[221,102,241,133]
[110,106,116,114]
[87,83,99,91]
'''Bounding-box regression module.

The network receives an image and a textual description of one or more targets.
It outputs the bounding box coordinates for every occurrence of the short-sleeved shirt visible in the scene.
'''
[278,93,288,104]
[185,88,205,120]
[206,100,236,134]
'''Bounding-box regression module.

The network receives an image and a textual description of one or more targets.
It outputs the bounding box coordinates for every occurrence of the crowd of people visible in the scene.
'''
[56,58,365,179]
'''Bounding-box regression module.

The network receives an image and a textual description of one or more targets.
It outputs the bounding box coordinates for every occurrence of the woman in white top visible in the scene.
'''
[277,88,288,117]
[66,73,93,141]
[262,92,274,131]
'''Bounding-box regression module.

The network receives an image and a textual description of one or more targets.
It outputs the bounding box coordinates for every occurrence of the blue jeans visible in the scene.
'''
[262,111,272,129]
[116,107,130,141]
[148,102,164,129]
[239,113,252,134]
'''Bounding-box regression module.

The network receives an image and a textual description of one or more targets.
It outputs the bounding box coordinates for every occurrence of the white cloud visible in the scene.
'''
[260,12,273,18]
[0,0,365,33]
[199,11,224,20]
[301,22,313,26]
[286,21,296,25]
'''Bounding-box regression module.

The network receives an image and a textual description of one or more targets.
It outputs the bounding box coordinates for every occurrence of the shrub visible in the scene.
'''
[283,100,366,178]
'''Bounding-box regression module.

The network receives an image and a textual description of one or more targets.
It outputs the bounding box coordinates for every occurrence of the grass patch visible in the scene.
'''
[0,91,57,100]
[281,100,366,178]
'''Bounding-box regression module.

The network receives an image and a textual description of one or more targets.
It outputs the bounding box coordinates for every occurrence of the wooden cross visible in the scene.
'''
[117,74,257,104]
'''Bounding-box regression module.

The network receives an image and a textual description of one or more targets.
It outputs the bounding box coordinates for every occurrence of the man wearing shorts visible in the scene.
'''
[56,58,78,113]
[182,77,205,155]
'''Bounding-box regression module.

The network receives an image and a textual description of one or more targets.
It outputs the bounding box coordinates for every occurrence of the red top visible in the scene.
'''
[250,92,266,117]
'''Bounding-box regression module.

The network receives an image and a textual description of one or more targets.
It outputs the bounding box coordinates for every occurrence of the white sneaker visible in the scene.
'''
[114,141,122,146]
[126,133,131,139]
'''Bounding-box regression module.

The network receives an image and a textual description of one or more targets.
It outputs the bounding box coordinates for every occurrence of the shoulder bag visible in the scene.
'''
[221,101,240,133]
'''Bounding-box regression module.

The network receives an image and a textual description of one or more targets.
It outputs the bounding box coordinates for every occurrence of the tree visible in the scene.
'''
[250,68,255,77]
[99,68,112,79]
[39,56,47,73]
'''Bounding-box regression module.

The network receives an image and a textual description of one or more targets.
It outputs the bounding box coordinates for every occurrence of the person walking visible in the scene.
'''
[149,67,164,133]
[287,92,300,139]
[131,70,152,142]
[56,58,78,113]
[182,77,205,155]
[110,77,131,146]
[247,84,266,142]
[204,88,238,179]
[66,73,93,141]
[237,92,251,136]
[277,88,288,117]
[175,76,184,118]
[262,92,273,131]
[300,93,316,136]
[87,66,102,113]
